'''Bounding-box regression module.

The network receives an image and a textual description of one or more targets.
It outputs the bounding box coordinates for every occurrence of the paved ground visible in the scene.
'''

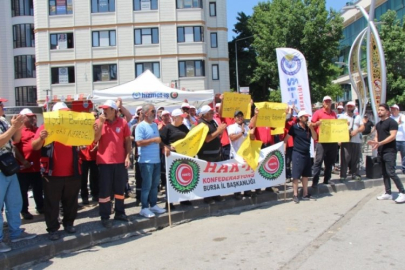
[31,186,404,270]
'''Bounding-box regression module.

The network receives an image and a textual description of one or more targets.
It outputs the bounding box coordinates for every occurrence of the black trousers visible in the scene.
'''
[135,161,143,201]
[17,172,44,213]
[80,160,99,199]
[98,163,127,220]
[381,152,405,194]
[312,143,338,186]
[43,176,81,232]
[340,143,361,178]
[285,147,293,179]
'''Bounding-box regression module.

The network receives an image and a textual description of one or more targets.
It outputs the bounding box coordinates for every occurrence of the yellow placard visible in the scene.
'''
[318,119,350,143]
[172,123,209,157]
[43,111,95,146]
[222,92,251,118]
[255,102,288,128]
[237,136,263,170]
[272,127,285,135]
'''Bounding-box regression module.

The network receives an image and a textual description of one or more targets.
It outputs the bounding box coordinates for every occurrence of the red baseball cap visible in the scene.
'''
[0,98,8,102]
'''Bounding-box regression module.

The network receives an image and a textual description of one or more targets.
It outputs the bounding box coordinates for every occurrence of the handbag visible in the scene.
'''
[0,120,20,176]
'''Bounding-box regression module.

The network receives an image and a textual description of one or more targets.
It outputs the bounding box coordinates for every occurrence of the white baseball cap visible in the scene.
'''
[20,108,35,116]
[200,105,214,115]
[181,102,190,108]
[52,102,70,111]
[99,100,118,110]
[337,105,344,109]
[298,110,311,118]
[136,106,142,112]
[215,103,221,108]
[346,101,356,107]
[171,108,187,117]
[161,110,170,116]
[323,96,332,101]
[190,105,196,109]
[390,104,400,110]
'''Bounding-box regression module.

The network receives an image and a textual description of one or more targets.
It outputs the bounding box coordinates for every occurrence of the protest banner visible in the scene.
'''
[166,142,285,203]
[255,102,287,128]
[43,110,95,146]
[221,92,251,118]
[236,136,262,170]
[318,119,350,143]
[272,127,285,135]
[171,123,209,157]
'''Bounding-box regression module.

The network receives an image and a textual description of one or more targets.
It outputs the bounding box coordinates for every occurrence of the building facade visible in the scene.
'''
[34,0,230,103]
[334,0,405,102]
[0,0,37,106]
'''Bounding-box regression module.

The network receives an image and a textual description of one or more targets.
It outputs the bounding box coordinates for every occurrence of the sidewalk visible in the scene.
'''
[0,151,401,269]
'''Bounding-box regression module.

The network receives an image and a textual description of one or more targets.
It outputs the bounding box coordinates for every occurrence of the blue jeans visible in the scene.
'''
[396,141,405,172]
[139,163,160,209]
[0,173,23,241]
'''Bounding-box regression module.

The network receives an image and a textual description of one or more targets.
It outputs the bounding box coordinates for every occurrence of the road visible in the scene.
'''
[32,186,404,270]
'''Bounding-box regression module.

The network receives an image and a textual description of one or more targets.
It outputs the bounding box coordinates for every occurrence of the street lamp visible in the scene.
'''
[234,35,253,93]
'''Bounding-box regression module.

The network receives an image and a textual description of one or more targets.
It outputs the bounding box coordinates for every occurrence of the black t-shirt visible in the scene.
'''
[288,123,311,155]
[160,124,189,145]
[197,118,221,155]
[376,117,398,153]
[362,120,374,135]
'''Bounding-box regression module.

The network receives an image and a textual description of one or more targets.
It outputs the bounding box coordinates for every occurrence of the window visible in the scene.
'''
[134,28,159,45]
[177,26,203,42]
[92,30,116,47]
[134,0,158,10]
[13,24,35,48]
[15,86,37,106]
[212,64,219,80]
[135,62,160,78]
[51,66,75,84]
[210,32,217,48]
[91,0,115,13]
[50,33,74,49]
[176,0,202,9]
[11,0,34,17]
[178,60,204,77]
[49,0,73,15]
[14,55,36,79]
[209,2,216,16]
[93,64,117,82]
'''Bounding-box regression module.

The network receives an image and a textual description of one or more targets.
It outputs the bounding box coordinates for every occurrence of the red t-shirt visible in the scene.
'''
[79,141,98,161]
[34,125,74,177]
[254,127,274,145]
[284,117,296,148]
[311,108,337,141]
[214,114,235,146]
[14,126,41,173]
[96,117,130,164]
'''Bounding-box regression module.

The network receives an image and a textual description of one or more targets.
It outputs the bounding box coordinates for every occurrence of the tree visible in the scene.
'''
[379,10,405,106]
[249,0,344,103]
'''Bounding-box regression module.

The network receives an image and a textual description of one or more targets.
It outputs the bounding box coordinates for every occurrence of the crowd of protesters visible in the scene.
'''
[0,94,404,253]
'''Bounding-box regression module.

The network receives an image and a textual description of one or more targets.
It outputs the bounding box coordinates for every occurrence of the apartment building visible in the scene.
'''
[0,0,36,106]
[34,0,230,103]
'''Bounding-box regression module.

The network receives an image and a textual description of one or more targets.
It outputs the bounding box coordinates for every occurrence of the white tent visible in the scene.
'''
[92,70,214,109]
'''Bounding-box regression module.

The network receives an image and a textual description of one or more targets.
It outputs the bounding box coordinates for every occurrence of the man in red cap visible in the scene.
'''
[13,108,44,220]
[311,96,338,187]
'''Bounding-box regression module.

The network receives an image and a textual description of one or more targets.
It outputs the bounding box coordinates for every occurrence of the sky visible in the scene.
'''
[227,0,348,41]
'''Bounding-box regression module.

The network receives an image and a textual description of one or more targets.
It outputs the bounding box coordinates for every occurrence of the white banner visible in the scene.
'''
[166,142,286,203]
[276,48,312,114]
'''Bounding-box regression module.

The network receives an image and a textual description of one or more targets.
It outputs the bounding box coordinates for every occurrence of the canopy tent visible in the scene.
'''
[92,70,214,110]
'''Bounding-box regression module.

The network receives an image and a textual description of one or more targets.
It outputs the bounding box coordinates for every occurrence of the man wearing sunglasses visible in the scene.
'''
[311,96,338,188]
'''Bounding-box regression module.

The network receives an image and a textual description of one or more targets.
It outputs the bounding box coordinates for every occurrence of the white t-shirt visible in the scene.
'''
[340,113,362,143]
[227,123,250,158]
[390,114,405,141]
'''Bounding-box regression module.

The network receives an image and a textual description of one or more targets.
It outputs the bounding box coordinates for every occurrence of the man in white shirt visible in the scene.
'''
[390,104,405,173]
[339,101,365,181]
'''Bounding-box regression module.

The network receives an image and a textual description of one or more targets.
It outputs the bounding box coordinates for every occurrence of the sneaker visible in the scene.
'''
[339,177,347,183]
[377,193,393,200]
[140,208,155,218]
[101,219,113,228]
[21,211,34,220]
[82,197,89,205]
[10,231,37,243]
[64,226,76,234]
[150,205,166,214]
[302,194,315,200]
[36,208,44,214]
[0,242,11,253]
[352,175,362,181]
[114,214,129,222]
[48,231,60,241]
[293,195,299,204]
[395,193,405,203]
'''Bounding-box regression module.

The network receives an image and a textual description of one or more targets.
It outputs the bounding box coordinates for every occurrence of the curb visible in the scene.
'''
[1,177,386,269]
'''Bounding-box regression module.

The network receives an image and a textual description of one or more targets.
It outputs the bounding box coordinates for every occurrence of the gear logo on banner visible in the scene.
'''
[258,150,284,181]
[169,159,199,193]
[132,92,141,99]
[281,55,301,76]
[170,92,178,99]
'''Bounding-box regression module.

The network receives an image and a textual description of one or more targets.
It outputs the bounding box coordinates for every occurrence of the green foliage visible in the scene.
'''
[268,89,282,102]
[379,10,405,106]
[248,0,344,103]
